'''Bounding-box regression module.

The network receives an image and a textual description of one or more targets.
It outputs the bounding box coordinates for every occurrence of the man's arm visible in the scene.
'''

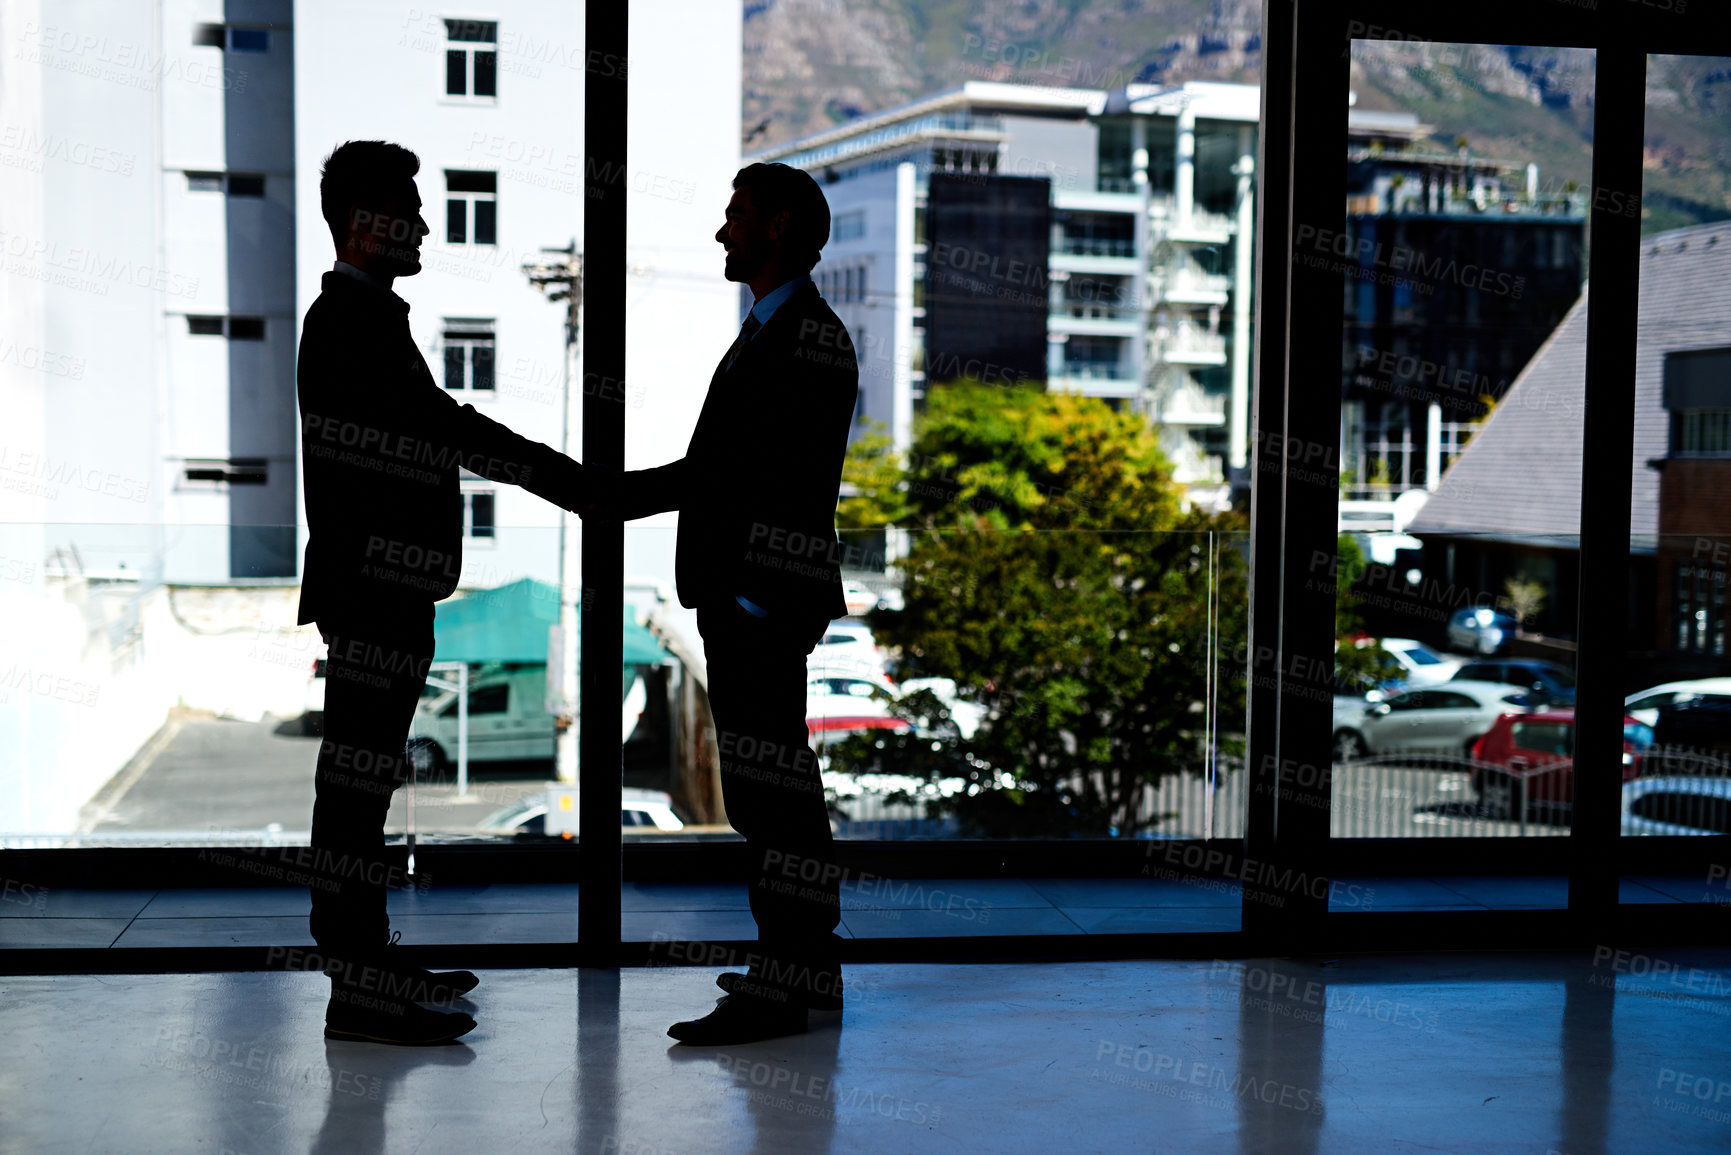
[429,387,591,511]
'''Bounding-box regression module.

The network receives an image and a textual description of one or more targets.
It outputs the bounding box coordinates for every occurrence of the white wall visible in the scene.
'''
[0,0,175,579]
[619,1,744,592]
[295,1,591,592]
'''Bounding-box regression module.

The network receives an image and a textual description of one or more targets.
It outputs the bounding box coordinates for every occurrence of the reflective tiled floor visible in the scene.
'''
[4,950,1730,1153]
[0,877,1249,950]
[8,875,1711,951]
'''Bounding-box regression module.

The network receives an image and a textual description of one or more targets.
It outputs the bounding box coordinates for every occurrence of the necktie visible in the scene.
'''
[723,313,763,374]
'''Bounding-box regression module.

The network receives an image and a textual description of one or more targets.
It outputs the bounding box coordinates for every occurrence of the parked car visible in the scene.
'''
[1468,709,1651,817]
[807,672,895,700]
[1451,659,1577,706]
[409,666,555,770]
[841,580,881,617]
[1446,607,1520,655]
[1624,677,1731,726]
[406,663,658,774]
[1331,680,1544,761]
[810,621,887,681]
[1647,694,1731,775]
[1621,775,1731,836]
[1373,638,1464,686]
[477,787,684,836]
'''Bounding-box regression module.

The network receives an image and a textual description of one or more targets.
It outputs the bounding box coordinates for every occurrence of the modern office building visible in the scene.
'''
[1337,106,1588,533]
[752,84,1581,518]
[747,80,1261,512]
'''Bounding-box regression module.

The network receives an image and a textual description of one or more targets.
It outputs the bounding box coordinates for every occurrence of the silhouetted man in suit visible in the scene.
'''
[298,140,588,1045]
[587,163,859,1044]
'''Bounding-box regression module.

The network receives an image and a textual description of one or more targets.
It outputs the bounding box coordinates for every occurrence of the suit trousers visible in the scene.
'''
[697,603,842,1003]
[307,602,435,970]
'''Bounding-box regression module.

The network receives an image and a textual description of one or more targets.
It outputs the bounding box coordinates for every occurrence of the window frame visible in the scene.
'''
[444,170,499,246]
[442,18,500,102]
[442,319,498,393]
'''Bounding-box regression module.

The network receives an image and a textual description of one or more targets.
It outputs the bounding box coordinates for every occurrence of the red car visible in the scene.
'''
[1470,708,1653,816]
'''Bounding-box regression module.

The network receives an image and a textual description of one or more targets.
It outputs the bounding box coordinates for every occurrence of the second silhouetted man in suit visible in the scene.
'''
[588,162,859,1044]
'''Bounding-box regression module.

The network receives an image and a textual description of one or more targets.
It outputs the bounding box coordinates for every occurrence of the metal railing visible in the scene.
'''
[1055,236,1136,258]
[827,743,1731,840]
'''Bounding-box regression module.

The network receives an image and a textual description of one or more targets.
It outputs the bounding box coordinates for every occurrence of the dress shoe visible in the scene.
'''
[325,988,476,1046]
[716,966,842,1011]
[667,994,810,1045]
[380,931,479,1003]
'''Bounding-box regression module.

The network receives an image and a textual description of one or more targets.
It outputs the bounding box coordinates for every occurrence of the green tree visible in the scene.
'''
[1331,534,1406,694]
[828,382,1248,837]
[836,419,910,530]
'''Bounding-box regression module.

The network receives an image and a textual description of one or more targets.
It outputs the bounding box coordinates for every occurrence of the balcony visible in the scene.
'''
[1161,209,1237,245]
[1059,361,1133,382]
[1154,268,1232,306]
[1053,236,1136,258]
[1155,329,1229,366]
[1050,361,1140,400]
[1156,384,1228,426]
[1049,305,1140,337]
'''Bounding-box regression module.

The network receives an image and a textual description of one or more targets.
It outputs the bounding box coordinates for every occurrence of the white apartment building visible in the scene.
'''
[0,1,740,830]
[1,0,742,590]
[748,80,1261,511]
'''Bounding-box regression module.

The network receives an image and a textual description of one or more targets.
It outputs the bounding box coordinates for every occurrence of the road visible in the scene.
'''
[88,713,549,838]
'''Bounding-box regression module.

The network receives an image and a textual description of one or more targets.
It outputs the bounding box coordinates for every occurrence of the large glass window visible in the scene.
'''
[1330,39,1589,846]
[1616,54,1731,845]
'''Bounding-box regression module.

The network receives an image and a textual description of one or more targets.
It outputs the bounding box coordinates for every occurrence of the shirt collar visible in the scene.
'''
[332,259,395,297]
[747,273,812,331]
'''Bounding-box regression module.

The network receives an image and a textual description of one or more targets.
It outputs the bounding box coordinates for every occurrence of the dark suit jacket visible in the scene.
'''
[296,271,583,626]
[620,280,859,630]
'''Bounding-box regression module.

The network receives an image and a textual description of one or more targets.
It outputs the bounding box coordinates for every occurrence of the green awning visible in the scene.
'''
[432,578,671,674]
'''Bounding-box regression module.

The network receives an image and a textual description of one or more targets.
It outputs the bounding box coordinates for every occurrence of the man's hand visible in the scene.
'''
[571,461,622,518]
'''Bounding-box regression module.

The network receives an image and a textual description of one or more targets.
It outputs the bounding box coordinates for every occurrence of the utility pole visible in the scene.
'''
[523,240,583,783]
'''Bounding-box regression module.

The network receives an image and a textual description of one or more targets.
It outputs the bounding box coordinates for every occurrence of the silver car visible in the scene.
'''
[1446,607,1519,656]
[1332,679,1541,761]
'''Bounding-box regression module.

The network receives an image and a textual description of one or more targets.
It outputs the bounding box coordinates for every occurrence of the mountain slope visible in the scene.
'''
[743,1,1731,233]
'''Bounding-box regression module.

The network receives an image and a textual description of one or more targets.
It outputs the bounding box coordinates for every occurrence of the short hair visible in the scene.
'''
[732,162,830,273]
[319,140,421,250]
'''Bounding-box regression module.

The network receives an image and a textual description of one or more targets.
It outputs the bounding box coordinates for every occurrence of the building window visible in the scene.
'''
[187,316,265,339]
[463,491,496,540]
[186,172,266,196]
[446,171,498,245]
[181,458,268,488]
[834,210,866,242]
[443,321,496,391]
[444,19,498,99]
[1677,409,1731,458]
[1675,561,1727,656]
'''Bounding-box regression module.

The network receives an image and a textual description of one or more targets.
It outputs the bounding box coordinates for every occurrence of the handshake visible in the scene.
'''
[565,461,622,519]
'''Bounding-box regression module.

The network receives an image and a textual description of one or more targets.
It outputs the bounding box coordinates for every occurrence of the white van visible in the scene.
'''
[408,664,651,772]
